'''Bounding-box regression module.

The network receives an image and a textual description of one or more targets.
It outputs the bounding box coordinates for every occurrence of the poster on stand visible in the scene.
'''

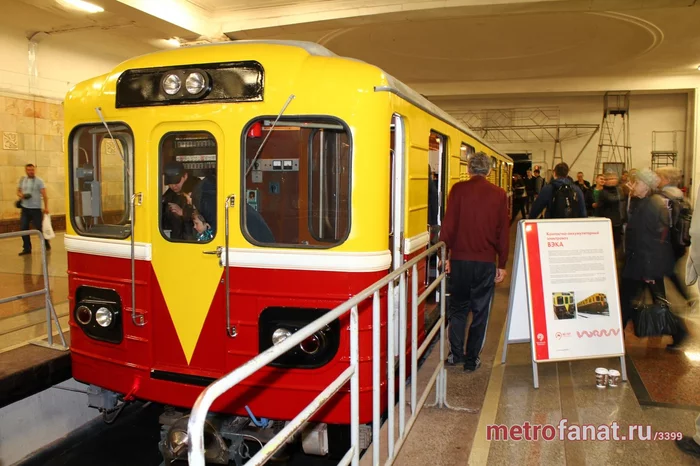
[503,218,626,387]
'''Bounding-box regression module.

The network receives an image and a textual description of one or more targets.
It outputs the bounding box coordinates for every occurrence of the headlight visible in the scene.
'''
[76,305,92,325]
[162,73,181,95]
[272,327,292,346]
[300,332,325,355]
[95,307,113,327]
[185,72,206,95]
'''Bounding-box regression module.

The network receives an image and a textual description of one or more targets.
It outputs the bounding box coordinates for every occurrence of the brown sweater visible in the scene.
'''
[439,176,509,269]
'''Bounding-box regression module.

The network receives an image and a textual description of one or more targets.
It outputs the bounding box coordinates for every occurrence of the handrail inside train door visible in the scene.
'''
[131,192,144,326]
[225,194,237,337]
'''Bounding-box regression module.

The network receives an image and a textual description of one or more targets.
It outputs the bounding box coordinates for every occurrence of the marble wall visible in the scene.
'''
[0,91,64,221]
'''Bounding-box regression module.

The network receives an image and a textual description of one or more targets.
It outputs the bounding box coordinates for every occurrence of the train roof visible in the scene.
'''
[97,40,507,159]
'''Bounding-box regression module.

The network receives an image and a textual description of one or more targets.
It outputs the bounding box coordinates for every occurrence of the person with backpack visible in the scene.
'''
[656,166,693,303]
[595,171,626,250]
[528,162,586,219]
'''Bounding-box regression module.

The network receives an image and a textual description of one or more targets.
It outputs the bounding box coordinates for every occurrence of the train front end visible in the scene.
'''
[65,42,391,461]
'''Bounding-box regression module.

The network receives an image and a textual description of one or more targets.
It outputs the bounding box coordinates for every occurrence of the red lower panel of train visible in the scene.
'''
[68,251,427,424]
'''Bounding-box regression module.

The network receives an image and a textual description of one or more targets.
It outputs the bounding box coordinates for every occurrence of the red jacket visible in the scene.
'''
[439,176,509,269]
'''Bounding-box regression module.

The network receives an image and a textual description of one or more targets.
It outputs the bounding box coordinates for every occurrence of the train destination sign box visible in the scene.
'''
[502,218,627,388]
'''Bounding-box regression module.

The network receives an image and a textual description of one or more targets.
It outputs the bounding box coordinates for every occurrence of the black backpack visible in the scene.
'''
[548,183,580,218]
[660,193,692,258]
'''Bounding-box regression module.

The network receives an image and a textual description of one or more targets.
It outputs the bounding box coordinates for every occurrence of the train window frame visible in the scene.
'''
[158,131,218,244]
[240,115,353,249]
[68,122,134,240]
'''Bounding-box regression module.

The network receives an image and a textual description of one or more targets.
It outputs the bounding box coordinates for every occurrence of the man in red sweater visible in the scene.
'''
[440,152,509,371]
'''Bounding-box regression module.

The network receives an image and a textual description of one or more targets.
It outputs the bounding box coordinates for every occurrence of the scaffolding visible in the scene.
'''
[651,130,684,170]
[454,107,599,169]
[593,91,632,178]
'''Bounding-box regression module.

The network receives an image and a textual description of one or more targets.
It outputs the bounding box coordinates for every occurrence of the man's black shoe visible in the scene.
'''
[464,358,482,372]
[18,250,31,256]
[675,436,700,458]
[445,354,465,366]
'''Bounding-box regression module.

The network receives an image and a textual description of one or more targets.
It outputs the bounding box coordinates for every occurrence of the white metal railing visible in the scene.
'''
[188,241,474,466]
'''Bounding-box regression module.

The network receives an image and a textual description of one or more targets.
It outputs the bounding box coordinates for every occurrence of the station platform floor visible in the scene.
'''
[2,227,700,465]
[393,222,700,466]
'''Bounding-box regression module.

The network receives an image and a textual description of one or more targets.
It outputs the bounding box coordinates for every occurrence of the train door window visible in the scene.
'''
[242,118,351,247]
[459,143,470,181]
[489,156,498,184]
[429,131,447,223]
[69,124,133,239]
[159,132,217,243]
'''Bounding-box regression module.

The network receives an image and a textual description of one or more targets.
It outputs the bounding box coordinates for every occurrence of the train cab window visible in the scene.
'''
[159,132,217,243]
[69,124,133,239]
[242,118,351,247]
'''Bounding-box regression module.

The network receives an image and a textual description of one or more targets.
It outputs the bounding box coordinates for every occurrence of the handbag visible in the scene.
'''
[15,199,22,209]
[632,298,680,338]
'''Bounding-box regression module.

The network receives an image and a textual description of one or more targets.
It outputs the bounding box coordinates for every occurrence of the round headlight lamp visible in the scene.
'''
[162,73,181,95]
[185,72,207,95]
[76,305,92,325]
[272,328,292,346]
[95,307,113,327]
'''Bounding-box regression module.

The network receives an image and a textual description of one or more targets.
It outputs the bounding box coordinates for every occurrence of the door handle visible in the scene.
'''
[203,246,223,257]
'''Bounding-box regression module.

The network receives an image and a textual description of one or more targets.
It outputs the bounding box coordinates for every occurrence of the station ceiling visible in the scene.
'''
[4,0,700,96]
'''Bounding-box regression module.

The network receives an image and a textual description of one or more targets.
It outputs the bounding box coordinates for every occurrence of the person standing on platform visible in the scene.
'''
[440,152,509,372]
[528,162,586,219]
[619,169,686,346]
[574,171,591,192]
[17,163,50,256]
[596,172,626,250]
[656,166,692,304]
[511,174,527,224]
[525,169,536,213]
[676,182,700,459]
[533,169,544,197]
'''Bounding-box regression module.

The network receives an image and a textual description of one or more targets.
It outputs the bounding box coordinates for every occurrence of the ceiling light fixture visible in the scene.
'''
[165,38,181,48]
[57,0,104,14]
[697,65,700,71]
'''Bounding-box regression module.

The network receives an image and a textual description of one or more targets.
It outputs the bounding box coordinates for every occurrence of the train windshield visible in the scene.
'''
[556,297,563,305]
[69,124,133,239]
[242,118,351,247]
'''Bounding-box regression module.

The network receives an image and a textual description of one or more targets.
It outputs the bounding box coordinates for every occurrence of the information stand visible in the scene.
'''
[502,219,627,388]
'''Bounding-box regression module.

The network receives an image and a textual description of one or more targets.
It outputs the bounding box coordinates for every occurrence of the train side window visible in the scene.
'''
[242,118,351,248]
[69,124,133,239]
[159,132,217,243]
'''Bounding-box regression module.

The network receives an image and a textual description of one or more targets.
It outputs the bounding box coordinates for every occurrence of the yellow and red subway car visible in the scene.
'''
[65,40,511,456]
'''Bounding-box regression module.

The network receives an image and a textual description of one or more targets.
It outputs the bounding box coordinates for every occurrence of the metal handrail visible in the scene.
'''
[0,229,67,349]
[188,241,467,466]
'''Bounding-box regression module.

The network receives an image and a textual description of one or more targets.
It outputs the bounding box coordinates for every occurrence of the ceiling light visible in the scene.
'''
[165,38,181,48]
[697,65,700,71]
[57,0,104,13]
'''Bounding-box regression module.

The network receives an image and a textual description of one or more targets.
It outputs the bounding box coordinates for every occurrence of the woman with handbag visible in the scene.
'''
[619,168,687,349]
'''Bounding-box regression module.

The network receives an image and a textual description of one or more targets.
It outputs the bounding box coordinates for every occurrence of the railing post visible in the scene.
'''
[386,279,395,458]
[350,305,360,466]
[398,271,407,436]
[38,230,52,346]
[411,264,418,414]
[372,291,380,466]
[439,245,447,408]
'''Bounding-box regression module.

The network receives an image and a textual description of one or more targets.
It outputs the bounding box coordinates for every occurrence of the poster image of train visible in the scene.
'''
[552,292,577,320]
[576,293,610,317]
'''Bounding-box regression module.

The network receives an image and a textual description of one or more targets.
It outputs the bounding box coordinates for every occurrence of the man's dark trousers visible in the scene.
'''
[20,207,49,252]
[447,260,496,364]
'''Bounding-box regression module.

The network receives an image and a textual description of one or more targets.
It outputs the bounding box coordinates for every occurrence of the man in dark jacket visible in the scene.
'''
[440,152,509,372]
[528,163,586,219]
[595,172,625,249]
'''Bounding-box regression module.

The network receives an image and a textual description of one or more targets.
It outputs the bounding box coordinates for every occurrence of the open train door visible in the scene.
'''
[389,114,406,357]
